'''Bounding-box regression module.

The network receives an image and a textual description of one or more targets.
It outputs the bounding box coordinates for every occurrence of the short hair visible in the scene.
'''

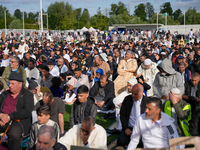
[29,59,35,65]
[47,61,54,66]
[11,56,20,64]
[43,91,53,101]
[77,85,89,94]
[36,105,51,116]
[82,116,95,126]
[37,125,56,142]
[192,72,200,79]
[179,62,186,67]
[51,77,62,88]
[146,97,162,110]
[42,66,49,72]
[100,74,108,81]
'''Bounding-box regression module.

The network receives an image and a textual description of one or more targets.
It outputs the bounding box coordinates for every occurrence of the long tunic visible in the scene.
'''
[114,59,138,96]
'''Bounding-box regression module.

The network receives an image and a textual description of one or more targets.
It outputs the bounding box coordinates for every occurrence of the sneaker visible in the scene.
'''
[64,93,70,102]
[65,93,76,105]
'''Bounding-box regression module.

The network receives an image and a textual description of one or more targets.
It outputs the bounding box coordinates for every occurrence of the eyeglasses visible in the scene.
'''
[80,128,90,135]
[10,61,16,63]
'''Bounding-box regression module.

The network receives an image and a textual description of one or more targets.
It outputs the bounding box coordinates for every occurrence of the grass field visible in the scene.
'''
[63,105,119,144]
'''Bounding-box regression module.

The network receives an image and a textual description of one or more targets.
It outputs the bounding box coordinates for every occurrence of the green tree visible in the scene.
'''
[148,13,175,25]
[9,19,22,29]
[80,8,90,28]
[160,2,173,16]
[28,12,36,20]
[146,2,154,19]
[134,3,146,21]
[109,1,127,16]
[14,9,22,19]
[173,9,182,20]
[109,4,118,15]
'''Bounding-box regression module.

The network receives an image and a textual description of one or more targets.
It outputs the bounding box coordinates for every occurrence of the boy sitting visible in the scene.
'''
[28,105,60,149]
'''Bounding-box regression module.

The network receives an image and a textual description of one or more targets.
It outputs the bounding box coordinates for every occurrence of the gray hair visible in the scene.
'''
[11,56,20,64]
[38,125,56,142]
[94,55,103,61]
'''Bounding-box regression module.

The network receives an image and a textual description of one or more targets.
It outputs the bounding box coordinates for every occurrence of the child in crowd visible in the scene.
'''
[28,105,60,149]
[50,77,64,98]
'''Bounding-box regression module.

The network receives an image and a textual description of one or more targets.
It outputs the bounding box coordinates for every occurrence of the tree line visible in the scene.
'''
[0,1,200,31]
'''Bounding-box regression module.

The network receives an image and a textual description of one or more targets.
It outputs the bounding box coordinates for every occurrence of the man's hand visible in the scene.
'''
[169,91,180,105]
[182,95,190,101]
[0,114,10,124]
[125,128,132,136]
[80,131,90,145]
[97,101,105,108]
[194,97,200,103]
[35,86,41,96]
[161,95,169,100]
[68,84,74,92]
[0,120,6,127]
[42,76,46,81]
[138,78,143,84]
[118,103,122,108]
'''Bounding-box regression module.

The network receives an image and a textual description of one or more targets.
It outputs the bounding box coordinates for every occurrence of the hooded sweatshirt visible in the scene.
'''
[153,58,184,98]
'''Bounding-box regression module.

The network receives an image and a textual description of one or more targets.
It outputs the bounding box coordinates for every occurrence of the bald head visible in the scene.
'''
[132,84,144,101]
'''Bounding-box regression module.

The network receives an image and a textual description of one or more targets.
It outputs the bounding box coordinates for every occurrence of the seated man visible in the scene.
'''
[47,60,59,77]
[153,58,184,100]
[1,50,10,67]
[164,88,192,136]
[54,58,68,75]
[65,67,90,103]
[0,72,34,150]
[40,66,53,89]
[118,84,149,147]
[69,85,97,129]
[176,62,191,83]
[59,116,107,150]
[109,77,137,133]
[28,105,60,149]
[35,91,65,135]
[1,56,27,89]
[36,125,67,150]
[182,72,200,111]
[89,75,115,110]
[90,55,110,81]
[127,97,179,150]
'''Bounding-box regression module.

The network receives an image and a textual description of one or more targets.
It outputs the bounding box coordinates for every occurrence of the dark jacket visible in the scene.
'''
[190,106,200,136]
[184,80,200,98]
[120,95,149,131]
[0,88,34,135]
[89,80,115,103]
[69,97,97,129]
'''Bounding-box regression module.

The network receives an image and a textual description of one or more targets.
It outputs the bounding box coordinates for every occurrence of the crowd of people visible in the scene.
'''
[0,28,199,150]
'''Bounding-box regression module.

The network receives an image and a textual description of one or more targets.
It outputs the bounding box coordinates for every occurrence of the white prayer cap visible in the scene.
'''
[15,49,19,52]
[127,77,138,86]
[3,50,9,55]
[144,59,152,65]
[21,39,25,42]
[161,52,166,55]
[171,88,181,95]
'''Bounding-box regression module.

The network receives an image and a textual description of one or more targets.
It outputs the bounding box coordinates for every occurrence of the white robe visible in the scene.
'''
[58,124,107,150]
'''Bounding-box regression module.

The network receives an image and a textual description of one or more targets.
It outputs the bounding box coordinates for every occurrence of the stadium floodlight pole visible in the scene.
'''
[184,11,185,35]
[47,13,48,29]
[40,0,43,34]
[165,12,167,31]
[23,11,25,39]
[5,10,7,36]
[157,12,158,32]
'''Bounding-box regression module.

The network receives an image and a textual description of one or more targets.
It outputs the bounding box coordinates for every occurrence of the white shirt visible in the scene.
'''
[50,67,59,77]
[25,67,40,82]
[1,58,10,67]
[127,112,179,150]
[63,54,71,62]
[128,97,142,128]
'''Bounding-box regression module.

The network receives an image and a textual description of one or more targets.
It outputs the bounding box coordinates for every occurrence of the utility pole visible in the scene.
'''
[184,11,185,35]
[23,11,25,39]
[5,10,7,36]
[40,0,43,34]
[157,12,158,32]
[165,12,167,31]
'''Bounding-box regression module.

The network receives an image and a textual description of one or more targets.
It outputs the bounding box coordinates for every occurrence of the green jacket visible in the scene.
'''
[164,99,191,136]
[1,65,27,89]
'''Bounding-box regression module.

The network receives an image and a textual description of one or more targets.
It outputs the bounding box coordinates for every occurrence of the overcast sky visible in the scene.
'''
[1,0,200,16]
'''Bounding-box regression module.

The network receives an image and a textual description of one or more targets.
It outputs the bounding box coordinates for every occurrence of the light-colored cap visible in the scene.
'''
[15,49,19,52]
[144,59,152,65]
[171,88,181,95]
[3,50,9,55]
[161,52,166,55]
[21,40,25,42]
[127,77,138,86]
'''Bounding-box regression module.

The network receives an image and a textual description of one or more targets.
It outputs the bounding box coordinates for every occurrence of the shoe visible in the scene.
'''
[63,93,70,102]
[109,113,116,120]
[100,113,110,119]
[107,128,121,134]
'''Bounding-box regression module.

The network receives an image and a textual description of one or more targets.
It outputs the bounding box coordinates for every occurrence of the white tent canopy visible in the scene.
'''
[89,27,96,32]
[81,27,88,32]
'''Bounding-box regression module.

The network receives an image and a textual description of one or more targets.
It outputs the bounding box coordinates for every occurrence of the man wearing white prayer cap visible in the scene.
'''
[163,88,192,136]
[18,39,28,56]
[107,77,138,134]
[1,50,10,67]
[137,58,159,97]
